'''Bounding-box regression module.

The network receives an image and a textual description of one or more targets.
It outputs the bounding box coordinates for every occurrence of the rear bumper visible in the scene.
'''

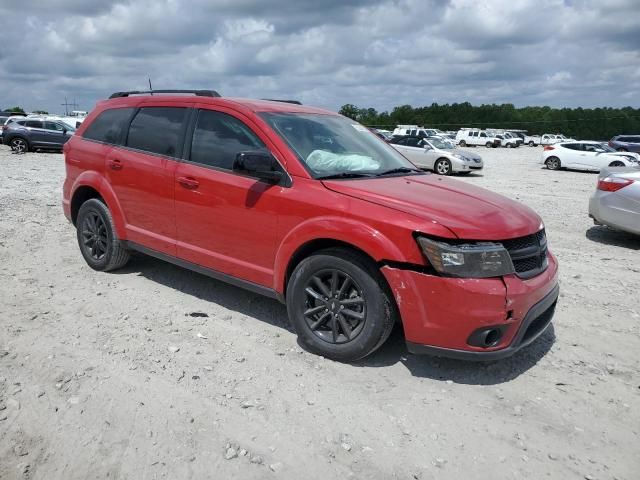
[589,191,640,235]
[381,252,559,360]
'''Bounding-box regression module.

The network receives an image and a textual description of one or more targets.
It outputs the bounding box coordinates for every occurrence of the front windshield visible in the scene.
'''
[261,112,421,178]
[427,137,453,150]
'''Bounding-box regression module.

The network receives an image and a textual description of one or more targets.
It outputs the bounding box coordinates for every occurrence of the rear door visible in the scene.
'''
[173,106,285,287]
[107,105,190,255]
[25,120,47,145]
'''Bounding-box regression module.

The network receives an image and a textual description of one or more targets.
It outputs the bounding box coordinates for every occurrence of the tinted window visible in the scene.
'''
[190,110,266,170]
[83,108,134,144]
[126,107,187,157]
[406,137,421,147]
[563,143,581,150]
[44,121,64,131]
[26,120,43,128]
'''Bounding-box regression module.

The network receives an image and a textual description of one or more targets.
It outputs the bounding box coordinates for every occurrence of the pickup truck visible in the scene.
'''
[524,134,559,147]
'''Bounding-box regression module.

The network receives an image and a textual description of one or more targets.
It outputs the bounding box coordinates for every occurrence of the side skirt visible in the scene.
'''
[125,241,285,303]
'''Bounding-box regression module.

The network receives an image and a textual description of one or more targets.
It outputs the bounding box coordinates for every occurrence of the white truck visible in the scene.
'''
[524,133,560,147]
[495,133,520,148]
[392,125,442,138]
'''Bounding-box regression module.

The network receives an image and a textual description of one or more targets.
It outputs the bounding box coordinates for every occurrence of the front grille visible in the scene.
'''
[501,229,548,279]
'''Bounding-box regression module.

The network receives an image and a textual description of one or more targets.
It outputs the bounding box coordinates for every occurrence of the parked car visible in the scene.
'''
[369,128,392,142]
[3,117,75,153]
[389,135,483,175]
[63,89,558,362]
[589,166,640,235]
[540,141,639,171]
[608,135,640,153]
[524,134,560,147]
[0,112,26,144]
[455,129,501,148]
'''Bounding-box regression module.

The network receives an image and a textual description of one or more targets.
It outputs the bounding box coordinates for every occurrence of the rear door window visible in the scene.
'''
[25,120,43,128]
[189,110,266,170]
[126,107,188,158]
[83,108,135,145]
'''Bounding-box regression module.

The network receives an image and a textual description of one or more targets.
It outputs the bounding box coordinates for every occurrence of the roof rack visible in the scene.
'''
[262,99,302,105]
[109,89,221,99]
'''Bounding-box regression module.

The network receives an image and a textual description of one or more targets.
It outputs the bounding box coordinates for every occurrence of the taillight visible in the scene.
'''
[608,141,614,147]
[597,177,634,192]
[543,146,555,151]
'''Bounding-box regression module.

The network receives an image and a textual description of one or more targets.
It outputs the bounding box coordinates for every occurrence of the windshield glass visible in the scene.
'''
[427,137,453,150]
[261,113,422,178]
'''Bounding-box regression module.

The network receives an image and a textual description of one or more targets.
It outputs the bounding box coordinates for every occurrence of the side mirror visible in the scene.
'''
[233,151,283,183]
[423,144,432,150]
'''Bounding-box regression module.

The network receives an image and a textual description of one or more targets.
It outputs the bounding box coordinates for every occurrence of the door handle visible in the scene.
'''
[177,176,200,189]
[108,159,123,170]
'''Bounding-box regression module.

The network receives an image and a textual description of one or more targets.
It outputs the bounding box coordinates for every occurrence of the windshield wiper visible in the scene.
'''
[317,172,374,180]
[375,167,423,177]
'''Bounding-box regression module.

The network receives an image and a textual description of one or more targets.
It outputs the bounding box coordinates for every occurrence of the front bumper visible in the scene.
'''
[381,252,559,361]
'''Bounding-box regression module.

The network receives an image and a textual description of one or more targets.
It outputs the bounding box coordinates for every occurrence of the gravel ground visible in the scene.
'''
[0,144,638,480]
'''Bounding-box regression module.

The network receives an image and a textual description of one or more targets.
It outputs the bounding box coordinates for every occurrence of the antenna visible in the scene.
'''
[148,78,153,95]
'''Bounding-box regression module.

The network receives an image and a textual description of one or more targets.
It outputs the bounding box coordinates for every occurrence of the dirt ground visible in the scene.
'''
[0,143,638,480]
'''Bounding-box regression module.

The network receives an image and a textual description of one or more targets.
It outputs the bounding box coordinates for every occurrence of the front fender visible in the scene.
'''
[273,216,408,293]
[70,171,127,238]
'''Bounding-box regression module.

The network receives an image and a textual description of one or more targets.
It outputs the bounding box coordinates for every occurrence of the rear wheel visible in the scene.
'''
[10,137,29,153]
[286,248,396,362]
[485,142,492,148]
[617,148,627,152]
[609,161,625,167]
[546,156,561,170]
[459,140,466,147]
[529,141,535,147]
[76,198,130,271]
[434,158,453,175]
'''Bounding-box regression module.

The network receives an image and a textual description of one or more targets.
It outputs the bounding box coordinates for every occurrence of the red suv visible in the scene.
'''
[63,90,559,362]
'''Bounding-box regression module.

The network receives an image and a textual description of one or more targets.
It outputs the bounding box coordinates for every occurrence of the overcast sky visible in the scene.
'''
[0,0,638,115]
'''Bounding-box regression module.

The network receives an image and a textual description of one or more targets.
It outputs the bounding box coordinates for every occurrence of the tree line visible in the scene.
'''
[339,103,640,140]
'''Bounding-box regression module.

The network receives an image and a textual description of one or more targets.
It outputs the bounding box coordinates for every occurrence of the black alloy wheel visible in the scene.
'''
[80,211,108,261]
[302,269,366,344]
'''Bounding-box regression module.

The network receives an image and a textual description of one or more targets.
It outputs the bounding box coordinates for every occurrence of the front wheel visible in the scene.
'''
[546,156,561,170]
[10,137,29,153]
[434,158,453,175]
[286,248,396,362]
[459,140,466,147]
[485,142,492,148]
[529,141,535,147]
[76,198,130,271]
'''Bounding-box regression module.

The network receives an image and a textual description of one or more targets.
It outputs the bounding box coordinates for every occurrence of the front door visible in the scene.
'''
[174,107,284,287]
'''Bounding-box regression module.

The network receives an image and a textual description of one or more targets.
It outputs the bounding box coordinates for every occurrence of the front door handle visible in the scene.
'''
[178,176,200,189]
[108,159,123,170]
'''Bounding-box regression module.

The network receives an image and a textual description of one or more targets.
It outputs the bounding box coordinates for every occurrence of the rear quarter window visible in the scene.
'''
[83,108,135,145]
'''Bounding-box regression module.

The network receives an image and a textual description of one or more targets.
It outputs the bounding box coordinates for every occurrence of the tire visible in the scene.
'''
[529,141,535,147]
[485,142,492,148]
[545,156,561,170]
[617,148,627,152]
[76,198,130,272]
[459,140,466,147]
[9,137,29,153]
[508,143,515,148]
[286,248,396,362]
[609,161,625,167]
[434,158,453,175]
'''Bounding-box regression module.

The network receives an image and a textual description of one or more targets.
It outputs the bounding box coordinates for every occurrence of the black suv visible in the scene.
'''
[3,118,75,153]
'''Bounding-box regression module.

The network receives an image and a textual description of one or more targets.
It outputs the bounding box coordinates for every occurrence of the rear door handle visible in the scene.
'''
[177,176,200,189]
[108,159,123,170]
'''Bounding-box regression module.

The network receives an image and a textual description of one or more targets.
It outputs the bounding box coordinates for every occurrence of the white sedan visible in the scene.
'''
[540,141,639,172]
[389,136,483,175]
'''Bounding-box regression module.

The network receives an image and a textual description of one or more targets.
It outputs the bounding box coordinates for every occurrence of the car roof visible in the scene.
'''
[98,95,335,116]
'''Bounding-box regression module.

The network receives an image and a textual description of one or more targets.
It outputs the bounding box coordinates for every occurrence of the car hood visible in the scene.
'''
[452,148,481,160]
[323,175,542,240]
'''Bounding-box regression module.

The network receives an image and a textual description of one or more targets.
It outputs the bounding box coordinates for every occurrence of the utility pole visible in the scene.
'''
[61,97,79,116]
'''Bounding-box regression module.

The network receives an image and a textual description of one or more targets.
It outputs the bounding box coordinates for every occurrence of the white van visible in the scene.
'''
[455,129,501,148]
[392,125,440,138]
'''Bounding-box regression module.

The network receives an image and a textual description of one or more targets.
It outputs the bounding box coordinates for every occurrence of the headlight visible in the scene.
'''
[416,237,515,278]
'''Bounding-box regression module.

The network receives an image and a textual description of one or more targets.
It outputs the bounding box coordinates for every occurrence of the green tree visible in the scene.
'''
[5,106,26,114]
[338,104,360,120]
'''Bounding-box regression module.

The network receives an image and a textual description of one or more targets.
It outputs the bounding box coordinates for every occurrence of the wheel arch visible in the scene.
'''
[274,217,407,296]
[69,172,127,237]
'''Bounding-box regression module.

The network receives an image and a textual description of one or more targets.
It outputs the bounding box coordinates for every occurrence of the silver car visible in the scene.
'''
[390,136,483,175]
[589,167,640,235]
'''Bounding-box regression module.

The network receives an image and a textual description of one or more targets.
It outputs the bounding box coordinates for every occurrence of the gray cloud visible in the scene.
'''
[0,0,638,114]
